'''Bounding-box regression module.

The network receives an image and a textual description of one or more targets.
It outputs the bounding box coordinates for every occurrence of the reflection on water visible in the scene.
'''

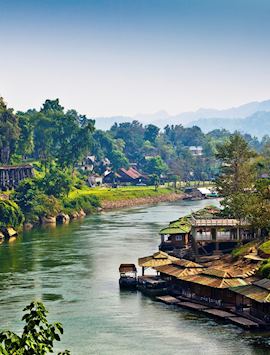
[0,199,270,354]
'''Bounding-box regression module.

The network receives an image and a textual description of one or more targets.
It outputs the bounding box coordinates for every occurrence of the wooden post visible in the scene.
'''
[142,267,145,276]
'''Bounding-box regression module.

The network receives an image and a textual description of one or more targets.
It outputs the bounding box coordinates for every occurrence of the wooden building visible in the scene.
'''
[103,167,147,185]
[170,268,247,307]
[159,218,191,252]
[0,164,33,190]
[190,218,254,258]
[230,279,270,322]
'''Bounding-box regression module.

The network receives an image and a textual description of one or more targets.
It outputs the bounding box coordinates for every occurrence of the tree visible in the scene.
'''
[109,150,129,172]
[216,133,256,219]
[16,111,34,158]
[0,301,69,355]
[40,169,73,198]
[0,97,20,164]
[144,156,168,177]
[31,100,95,170]
[144,124,159,143]
[110,121,144,162]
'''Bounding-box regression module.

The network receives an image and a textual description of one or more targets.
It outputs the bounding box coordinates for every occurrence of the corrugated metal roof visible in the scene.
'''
[253,278,270,291]
[230,284,270,303]
[120,167,142,179]
[154,264,204,278]
[191,219,240,227]
[203,268,236,279]
[172,259,203,268]
[179,274,248,288]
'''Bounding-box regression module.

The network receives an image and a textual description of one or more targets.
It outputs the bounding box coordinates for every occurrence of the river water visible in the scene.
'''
[0,199,270,355]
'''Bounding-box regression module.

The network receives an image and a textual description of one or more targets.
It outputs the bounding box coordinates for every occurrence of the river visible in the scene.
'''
[0,199,269,354]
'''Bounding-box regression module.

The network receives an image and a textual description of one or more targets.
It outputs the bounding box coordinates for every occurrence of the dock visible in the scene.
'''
[154,295,261,329]
[156,295,182,305]
[178,301,208,311]
[228,316,259,329]
[203,309,235,318]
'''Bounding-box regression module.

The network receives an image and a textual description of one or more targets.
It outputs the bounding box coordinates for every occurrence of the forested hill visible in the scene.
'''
[2,96,270,183]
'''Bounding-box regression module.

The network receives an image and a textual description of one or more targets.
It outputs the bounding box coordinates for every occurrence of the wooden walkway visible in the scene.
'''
[228,316,259,329]
[155,295,260,329]
[156,295,182,305]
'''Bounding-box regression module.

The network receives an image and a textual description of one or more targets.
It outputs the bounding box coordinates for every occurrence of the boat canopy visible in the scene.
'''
[119,264,137,273]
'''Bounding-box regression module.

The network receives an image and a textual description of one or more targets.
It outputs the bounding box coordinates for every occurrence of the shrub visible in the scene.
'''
[0,301,69,355]
[259,259,270,279]
[258,240,270,255]
[39,169,73,198]
[63,195,100,214]
[0,200,24,228]
[231,240,257,259]
[33,194,62,218]
[13,179,62,221]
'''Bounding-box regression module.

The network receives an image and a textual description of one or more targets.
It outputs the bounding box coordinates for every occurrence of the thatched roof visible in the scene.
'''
[138,251,179,268]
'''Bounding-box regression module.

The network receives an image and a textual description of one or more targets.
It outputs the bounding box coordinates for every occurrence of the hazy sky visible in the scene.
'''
[1,0,270,117]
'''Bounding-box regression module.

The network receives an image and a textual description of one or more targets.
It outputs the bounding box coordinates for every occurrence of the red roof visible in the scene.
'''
[119,167,142,179]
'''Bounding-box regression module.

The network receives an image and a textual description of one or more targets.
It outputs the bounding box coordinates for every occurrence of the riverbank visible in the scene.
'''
[0,186,185,236]
[101,191,184,209]
[68,186,184,210]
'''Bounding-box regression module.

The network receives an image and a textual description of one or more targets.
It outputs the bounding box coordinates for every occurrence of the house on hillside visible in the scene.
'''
[87,174,103,187]
[103,167,148,185]
[118,167,148,184]
[189,146,203,156]
[77,155,95,172]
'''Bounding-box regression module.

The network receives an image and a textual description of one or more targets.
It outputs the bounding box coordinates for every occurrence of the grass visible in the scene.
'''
[259,259,270,279]
[231,240,258,259]
[68,185,175,202]
[258,240,270,255]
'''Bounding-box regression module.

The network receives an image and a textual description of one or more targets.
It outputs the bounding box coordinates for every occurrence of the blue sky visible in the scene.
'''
[1,0,270,117]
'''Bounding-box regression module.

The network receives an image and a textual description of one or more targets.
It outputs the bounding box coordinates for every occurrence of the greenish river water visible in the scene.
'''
[0,199,270,354]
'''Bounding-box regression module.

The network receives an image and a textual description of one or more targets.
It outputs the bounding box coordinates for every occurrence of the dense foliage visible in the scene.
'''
[0,301,69,354]
[0,200,24,228]
[1,96,268,182]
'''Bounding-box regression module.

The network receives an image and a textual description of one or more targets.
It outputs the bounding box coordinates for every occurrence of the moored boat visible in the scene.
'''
[119,264,138,289]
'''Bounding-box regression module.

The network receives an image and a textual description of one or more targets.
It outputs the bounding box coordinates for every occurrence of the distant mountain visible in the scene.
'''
[154,99,270,127]
[93,99,270,133]
[94,115,131,130]
[190,111,270,138]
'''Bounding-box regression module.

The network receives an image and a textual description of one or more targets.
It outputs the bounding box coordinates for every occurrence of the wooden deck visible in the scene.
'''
[228,316,259,329]
[203,309,235,318]
[178,301,208,311]
[156,295,182,305]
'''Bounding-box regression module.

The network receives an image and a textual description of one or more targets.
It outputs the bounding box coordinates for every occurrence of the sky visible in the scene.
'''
[1,0,270,118]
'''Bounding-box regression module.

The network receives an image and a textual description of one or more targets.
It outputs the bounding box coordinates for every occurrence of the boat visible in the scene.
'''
[119,264,138,289]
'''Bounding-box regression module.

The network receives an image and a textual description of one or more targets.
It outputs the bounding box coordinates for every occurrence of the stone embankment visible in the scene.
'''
[101,192,184,210]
